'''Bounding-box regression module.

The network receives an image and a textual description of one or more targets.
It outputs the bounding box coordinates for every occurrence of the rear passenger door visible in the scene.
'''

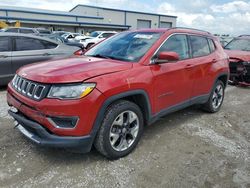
[11,36,57,73]
[0,36,12,82]
[188,35,216,97]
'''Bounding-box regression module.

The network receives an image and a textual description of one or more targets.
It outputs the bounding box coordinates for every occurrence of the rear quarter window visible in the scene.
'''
[208,39,216,52]
[42,40,58,49]
[190,35,210,57]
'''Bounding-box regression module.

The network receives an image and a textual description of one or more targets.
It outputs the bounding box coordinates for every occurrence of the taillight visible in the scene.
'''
[74,49,84,56]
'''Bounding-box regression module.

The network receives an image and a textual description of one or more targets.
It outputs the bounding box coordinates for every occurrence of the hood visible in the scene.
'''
[224,49,250,62]
[17,56,132,83]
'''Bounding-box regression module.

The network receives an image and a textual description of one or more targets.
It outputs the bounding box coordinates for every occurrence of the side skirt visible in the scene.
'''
[149,94,209,125]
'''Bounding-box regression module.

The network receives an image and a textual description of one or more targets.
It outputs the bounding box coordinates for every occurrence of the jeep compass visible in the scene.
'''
[7,28,229,159]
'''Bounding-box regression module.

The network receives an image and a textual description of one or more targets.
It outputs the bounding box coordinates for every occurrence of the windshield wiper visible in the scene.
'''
[88,54,112,59]
[88,54,130,62]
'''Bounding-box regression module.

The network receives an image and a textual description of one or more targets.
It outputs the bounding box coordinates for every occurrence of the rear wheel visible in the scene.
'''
[94,100,144,159]
[86,43,94,49]
[202,80,225,113]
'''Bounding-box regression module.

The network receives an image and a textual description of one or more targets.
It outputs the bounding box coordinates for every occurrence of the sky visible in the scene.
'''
[0,0,249,36]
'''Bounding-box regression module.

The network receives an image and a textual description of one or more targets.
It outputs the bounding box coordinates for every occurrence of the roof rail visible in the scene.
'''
[170,27,211,34]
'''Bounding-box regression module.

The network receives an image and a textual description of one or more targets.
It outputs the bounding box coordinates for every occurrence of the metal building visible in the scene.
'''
[0,4,177,33]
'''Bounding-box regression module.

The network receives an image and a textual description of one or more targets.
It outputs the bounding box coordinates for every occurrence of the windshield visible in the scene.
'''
[224,38,250,51]
[90,31,100,37]
[85,31,163,62]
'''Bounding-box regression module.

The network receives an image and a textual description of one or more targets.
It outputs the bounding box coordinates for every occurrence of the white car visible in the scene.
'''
[61,33,81,42]
[81,31,117,49]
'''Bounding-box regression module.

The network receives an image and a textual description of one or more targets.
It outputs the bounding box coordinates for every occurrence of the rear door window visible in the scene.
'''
[190,36,210,57]
[0,37,10,52]
[15,37,46,51]
[157,34,190,60]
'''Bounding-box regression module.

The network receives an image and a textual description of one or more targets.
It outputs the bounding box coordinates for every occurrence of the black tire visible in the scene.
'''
[202,80,225,113]
[94,100,144,160]
[86,43,94,49]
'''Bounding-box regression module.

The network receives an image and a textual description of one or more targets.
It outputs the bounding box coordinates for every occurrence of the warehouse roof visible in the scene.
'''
[70,4,177,18]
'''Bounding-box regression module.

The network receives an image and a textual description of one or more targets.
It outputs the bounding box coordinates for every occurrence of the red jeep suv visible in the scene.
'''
[7,28,229,159]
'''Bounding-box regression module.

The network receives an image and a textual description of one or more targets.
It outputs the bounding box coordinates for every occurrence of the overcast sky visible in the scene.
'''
[0,0,249,36]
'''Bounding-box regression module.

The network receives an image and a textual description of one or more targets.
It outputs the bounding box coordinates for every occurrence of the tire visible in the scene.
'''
[94,100,144,159]
[202,80,225,113]
[86,43,94,49]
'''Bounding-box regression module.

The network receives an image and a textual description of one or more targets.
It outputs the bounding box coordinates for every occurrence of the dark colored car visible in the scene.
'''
[224,35,250,86]
[0,32,81,85]
[7,28,229,159]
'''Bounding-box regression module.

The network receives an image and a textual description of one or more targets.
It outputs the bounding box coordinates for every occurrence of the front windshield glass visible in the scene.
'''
[85,31,163,62]
[224,38,250,51]
[90,31,100,37]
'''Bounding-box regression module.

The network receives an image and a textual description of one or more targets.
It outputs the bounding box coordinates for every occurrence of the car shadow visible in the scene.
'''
[0,86,7,91]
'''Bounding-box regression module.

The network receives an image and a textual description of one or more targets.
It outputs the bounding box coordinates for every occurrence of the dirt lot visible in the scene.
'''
[0,86,249,188]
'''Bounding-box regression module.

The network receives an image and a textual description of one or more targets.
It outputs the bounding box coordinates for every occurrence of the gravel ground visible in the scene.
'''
[0,85,249,188]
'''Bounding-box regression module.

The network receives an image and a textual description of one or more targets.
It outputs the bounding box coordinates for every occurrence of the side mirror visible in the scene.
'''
[153,51,179,64]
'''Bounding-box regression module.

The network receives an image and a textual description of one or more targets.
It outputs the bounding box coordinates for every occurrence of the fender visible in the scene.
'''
[89,89,152,141]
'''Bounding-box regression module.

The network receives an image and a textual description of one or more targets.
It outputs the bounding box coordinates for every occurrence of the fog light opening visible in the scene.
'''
[48,116,79,129]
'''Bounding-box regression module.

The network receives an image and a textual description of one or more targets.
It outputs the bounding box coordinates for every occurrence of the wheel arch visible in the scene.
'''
[217,73,229,88]
[90,90,152,142]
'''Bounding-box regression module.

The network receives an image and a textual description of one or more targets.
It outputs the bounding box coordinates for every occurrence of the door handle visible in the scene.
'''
[185,64,194,69]
[211,59,217,63]
[0,55,8,58]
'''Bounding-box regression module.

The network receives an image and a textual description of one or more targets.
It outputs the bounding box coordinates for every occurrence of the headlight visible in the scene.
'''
[47,83,96,99]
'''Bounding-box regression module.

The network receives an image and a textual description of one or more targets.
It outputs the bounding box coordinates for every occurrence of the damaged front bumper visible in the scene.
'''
[229,61,250,86]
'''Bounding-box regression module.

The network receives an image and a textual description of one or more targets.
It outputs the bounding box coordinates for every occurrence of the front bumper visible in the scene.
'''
[229,61,250,84]
[8,110,93,152]
[7,83,105,136]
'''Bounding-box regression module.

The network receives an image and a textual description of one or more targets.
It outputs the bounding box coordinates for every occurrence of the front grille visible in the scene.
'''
[12,75,49,101]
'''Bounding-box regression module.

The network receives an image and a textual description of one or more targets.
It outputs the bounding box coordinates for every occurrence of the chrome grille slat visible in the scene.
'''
[11,75,47,101]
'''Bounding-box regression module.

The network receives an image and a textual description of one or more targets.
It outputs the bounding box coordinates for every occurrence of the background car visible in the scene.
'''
[0,32,81,86]
[61,33,81,42]
[45,34,84,49]
[81,31,117,49]
[36,28,52,36]
[224,35,250,86]
[52,31,69,37]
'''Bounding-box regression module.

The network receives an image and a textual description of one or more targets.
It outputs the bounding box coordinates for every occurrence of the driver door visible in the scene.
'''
[151,34,194,113]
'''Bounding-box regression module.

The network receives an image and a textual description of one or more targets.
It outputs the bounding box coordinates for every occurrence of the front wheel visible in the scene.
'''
[202,80,225,113]
[94,100,144,159]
